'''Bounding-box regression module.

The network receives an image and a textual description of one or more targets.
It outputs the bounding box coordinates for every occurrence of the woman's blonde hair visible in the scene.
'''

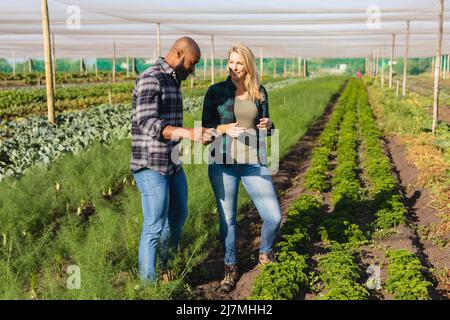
[227,43,265,102]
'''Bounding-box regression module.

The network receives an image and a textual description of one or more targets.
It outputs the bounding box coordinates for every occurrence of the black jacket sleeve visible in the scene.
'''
[202,86,220,129]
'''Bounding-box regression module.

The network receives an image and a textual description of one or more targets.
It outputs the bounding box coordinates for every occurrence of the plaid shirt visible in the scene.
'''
[130,57,183,175]
[202,76,274,163]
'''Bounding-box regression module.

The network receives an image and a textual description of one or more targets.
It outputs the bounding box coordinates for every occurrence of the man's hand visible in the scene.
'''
[218,121,246,138]
[201,128,218,145]
[188,127,218,145]
[257,118,272,131]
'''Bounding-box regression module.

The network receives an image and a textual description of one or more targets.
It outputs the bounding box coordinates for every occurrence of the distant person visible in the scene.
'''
[202,43,282,293]
[356,69,362,78]
[131,37,216,284]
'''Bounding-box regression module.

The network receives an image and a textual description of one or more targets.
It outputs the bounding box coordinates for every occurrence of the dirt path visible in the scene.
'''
[187,84,345,300]
[383,135,450,298]
[362,90,450,299]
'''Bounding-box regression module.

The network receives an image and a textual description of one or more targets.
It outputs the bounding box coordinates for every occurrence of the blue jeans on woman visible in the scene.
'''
[208,163,282,266]
[132,167,188,283]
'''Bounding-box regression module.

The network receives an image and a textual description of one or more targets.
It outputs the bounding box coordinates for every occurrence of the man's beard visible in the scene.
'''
[175,59,189,81]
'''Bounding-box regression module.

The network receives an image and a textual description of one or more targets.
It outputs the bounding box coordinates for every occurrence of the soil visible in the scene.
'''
[383,135,450,298]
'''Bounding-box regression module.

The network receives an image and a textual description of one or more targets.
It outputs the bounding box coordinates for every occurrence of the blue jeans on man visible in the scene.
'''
[132,167,188,283]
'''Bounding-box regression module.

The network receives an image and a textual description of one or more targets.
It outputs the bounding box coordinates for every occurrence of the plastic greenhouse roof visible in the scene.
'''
[1,0,449,59]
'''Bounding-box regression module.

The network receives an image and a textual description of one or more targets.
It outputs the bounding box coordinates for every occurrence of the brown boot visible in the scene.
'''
[258,252,276,266]
[160,269,176,284]
[220,265,239,293]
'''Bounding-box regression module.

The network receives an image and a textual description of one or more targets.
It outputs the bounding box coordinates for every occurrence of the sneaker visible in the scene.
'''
[258,252,276,265]
[160,269,176,284]
[220,264,239,293]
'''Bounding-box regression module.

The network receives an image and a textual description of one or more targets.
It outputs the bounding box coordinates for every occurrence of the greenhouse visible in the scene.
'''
[0,0,448,302]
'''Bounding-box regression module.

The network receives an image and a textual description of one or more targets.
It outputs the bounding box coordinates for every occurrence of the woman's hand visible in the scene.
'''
[257,118,273,131]
[217,121,246,138]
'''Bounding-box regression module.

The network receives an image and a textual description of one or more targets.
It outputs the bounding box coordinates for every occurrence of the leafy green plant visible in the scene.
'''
[385,249,431,300]
[317,243,369,300]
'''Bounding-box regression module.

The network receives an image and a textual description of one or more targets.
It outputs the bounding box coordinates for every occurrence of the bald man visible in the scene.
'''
[131,36,216,284]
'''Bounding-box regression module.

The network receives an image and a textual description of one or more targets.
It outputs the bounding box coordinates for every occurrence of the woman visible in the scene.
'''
[202,43,282,293]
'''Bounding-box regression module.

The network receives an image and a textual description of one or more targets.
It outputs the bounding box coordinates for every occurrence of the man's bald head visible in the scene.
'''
[171,37,201,57]
[165,36,201,81]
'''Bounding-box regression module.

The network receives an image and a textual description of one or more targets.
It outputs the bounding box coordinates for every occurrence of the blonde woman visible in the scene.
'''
[202,43,282,293]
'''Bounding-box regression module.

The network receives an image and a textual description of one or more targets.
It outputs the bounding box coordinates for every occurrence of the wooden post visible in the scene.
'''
[402,20,410,97]
[259,47,263,81]
[291,57,295,76]
[432,0,444,134]
[29,59,32,73]
[156,22,161,58]
[364,57,368,75]
[95,54,98,78]
[298,56,301,77]
[303,58,307,78]
[80,57,83,74]
[389,34,396,88]
[112,42,116,83]
[211,35,215,85]
[443,55,447,80]
[12,51,16,77]
[41,0,55,124]
[51,33,56,90]
[126,53,129,77]
[372,50,376,78]
[132,56,135,76]
[283,58,287,78]
[190,75,194,89]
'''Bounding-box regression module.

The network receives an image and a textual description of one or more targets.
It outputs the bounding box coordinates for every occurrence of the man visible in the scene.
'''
[131,36,215,284]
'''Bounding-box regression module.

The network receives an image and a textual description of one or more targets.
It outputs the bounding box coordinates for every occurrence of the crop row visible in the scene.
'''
[302,85,347,192]
[357,83,406,230]
[316,243,369,300]
[385,249,431,300]
[250,195,323,300]
[0,82,135,119]
[312,79,429,300]
[0,96,204,181]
